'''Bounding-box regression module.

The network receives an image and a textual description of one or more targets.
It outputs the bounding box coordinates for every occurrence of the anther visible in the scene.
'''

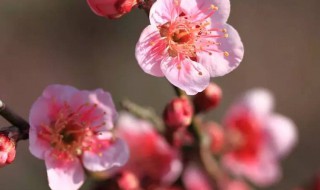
[224,51,229,56]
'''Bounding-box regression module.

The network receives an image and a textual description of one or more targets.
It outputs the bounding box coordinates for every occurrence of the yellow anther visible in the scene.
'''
[224,51,229,56]
[221,28,227,33]
[211,5,218,10]
[224,33,229,38]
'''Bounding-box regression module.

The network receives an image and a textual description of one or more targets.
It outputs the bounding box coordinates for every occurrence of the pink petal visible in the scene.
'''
[149,0,179,26]
[183,164,211,190]
[42,84,78,104]
[135,25,166,77]
[180,0,230,23]
[222,149,281,187]
[198,24,244,77]
[241,88,274,118]
[161,57,210,95]
[70,89,118,130]
[29,128,51,159]
[82,138,129,171]
[45,153,85,190]
[265,114,297,158]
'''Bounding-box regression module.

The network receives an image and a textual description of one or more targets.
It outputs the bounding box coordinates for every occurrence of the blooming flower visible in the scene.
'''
[135,0,244,95]
[29,84,129,190]
[0,133,16,167]
[221,89,297,186]
[87,0,137,19]
[116,113,182,187]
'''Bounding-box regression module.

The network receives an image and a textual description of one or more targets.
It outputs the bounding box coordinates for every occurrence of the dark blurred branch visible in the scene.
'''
[0,100,29,140]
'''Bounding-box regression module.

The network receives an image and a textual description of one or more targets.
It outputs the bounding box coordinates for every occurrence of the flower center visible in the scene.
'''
[38,103,106,160]
[226,112,263,162]
[156,4,229,61]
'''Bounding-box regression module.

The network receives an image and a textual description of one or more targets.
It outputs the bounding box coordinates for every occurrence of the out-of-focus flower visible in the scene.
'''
[29,84,129,190]
[116,113,182,187]
[87,0,137,19]
[193,83,222,113]
[223,180,250,190]
[203,122,225,154]
[0,133,16,167]
[222,89,297,186]
[183,164,212,190]
[163,97,193,130]
[135,0,244,95]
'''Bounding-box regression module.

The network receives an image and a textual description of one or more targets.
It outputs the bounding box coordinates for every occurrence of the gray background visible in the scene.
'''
[0,0,319,189]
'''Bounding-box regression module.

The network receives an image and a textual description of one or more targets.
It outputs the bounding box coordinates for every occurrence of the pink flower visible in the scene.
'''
[29,84,129,190]
[135,0,244,95]
[87,0,137,19]
[221,89,297,186]
[116,113,182,186]
[0,133,16,167]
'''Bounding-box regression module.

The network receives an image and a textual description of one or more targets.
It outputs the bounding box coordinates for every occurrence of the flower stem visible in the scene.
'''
[0,100,29,140]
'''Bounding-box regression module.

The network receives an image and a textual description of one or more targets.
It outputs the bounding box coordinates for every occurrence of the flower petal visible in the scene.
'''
[135,25,166,77]
[29,128,51,159]
[45,153,85,190]
[70,89,118,130]
[222,150,281,187]
[82,138,129,172]
[198,24,244,77]
[180,0,230,23]
[161,57,210,95]
[265,114,297,158]
[183,164,211,190]
[149,0,179,26]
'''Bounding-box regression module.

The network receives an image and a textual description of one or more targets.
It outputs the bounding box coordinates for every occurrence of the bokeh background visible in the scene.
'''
[0,0,319,189]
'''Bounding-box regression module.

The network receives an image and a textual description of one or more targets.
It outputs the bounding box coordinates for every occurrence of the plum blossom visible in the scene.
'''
[221,89,297,186]
[135,0,244,95]
[29,84,129,190]
[116,113,182,187]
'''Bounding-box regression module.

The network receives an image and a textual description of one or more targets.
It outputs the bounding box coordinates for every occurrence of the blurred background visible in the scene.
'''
[0,0,319,189]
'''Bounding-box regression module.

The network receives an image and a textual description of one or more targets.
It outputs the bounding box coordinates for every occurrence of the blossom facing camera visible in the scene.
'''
[0,134,16,167]
[87,0,136,19]
[193,82,222,113]
[135,0,244,95]
[163,97,193,130]
[221,89,297,187]
[29,84,129,190]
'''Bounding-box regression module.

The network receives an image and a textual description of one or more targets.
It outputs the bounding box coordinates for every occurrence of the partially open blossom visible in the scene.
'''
[116,113,182,187]
[163,97,193,130]
[0,133,16,167]
[135,0,244,95]
[193,82,222,113]
[203,122,225,154]
[87,0,136,19]
[29,84,129,190]
[221,89,297,186]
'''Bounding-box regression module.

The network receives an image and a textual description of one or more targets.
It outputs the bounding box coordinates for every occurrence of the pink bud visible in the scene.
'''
[163,97,193,130]
[87,0,137,19]
[0,134,16,167]
[118,171,140,190]
[204,122,225,154]
[193,83,222,113]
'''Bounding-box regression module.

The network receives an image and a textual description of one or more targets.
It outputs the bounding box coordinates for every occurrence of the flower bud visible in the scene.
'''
[204,122,225,154]
[193,82,222,113]
[87,0,136,19]
[0,134,16,167]
[163,97,193,130]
